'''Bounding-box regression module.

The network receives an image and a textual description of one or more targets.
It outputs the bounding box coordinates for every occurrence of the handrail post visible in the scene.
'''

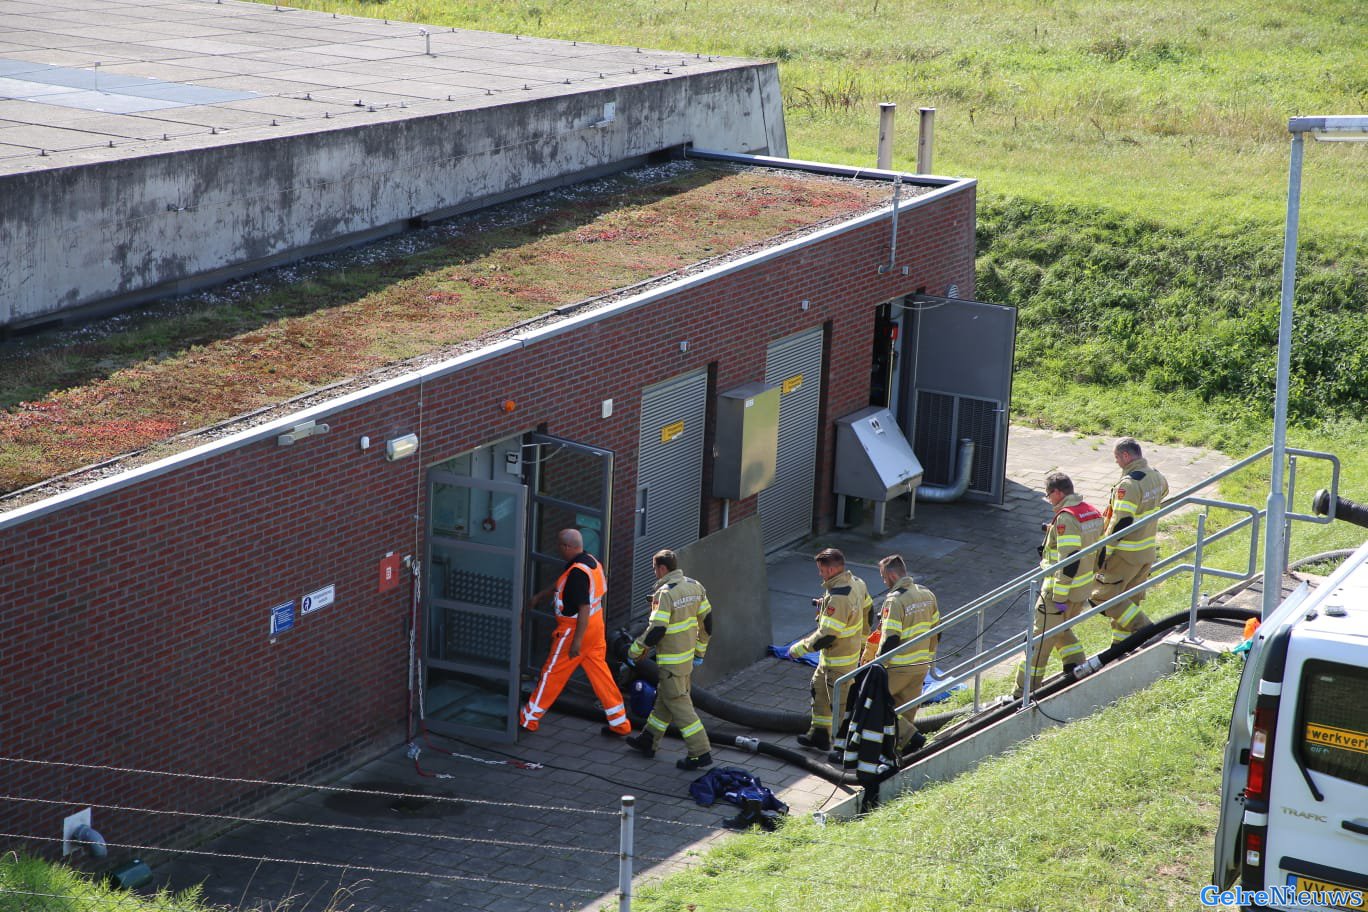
[1284,454,1298,572]
[1020,579,1038,709]
[1185,512,1207,644]
[973,595,985,712]
[619,795,635,912]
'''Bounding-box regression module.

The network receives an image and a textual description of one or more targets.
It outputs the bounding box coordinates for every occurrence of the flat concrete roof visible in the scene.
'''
[0,0,751,175]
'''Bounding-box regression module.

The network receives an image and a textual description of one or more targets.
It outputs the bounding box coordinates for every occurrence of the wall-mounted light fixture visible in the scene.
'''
[277,420,329,446]
[386,433,419,461]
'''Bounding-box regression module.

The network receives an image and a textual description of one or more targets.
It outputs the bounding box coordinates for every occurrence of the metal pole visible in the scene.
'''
[917,107,936,174]
[877,102,896,170]
[973,597,985,712]
[1284,455,1298,567]
[1186,513,1206,643]
[1261,130,1304,620]
[1021,580,1038,708]
[618,795,635,912]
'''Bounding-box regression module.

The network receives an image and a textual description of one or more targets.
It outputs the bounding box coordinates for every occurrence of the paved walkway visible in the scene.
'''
[150,427,1231,911]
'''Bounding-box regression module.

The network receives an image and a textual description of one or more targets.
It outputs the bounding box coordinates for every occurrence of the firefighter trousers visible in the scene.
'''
[520,615,630,733]
[1091,552,1154,644]
[809,664,847,735]
[886,663,930,751]
[1014,599,1086,697]
[643,665,709,757]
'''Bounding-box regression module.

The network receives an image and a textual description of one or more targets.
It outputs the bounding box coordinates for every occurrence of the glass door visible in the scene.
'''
[424,471,527,742]
[523,433,614,670]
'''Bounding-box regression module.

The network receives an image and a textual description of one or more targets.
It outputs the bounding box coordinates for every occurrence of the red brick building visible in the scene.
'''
[0,153,1008,850]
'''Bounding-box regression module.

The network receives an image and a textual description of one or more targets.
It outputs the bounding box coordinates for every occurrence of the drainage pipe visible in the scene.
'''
[916,438,975,503]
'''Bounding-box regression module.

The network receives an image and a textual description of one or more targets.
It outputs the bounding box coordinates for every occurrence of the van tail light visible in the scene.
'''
[1245,705,1274,801]
[1244,828,1264,868]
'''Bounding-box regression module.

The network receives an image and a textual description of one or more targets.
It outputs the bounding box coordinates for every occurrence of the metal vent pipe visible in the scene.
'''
[916,438,974,503]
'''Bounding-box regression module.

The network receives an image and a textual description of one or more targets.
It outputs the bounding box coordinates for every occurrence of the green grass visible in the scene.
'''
[0,854,208,912]
[258,0,1368,245]
[629,655,1243,911]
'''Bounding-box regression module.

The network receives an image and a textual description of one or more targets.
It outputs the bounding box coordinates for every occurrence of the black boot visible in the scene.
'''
[676,751,713,771]
[722,797,770,830]
[796,729,830,751]
[625,732,655,758]
[901,730,927,757]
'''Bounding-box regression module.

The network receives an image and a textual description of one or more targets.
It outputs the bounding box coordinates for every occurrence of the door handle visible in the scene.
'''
[1343,819,1368,836]
[636,486,648,537]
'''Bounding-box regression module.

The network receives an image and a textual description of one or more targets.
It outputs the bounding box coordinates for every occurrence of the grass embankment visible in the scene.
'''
[0,167,889,495]
[0,854,207,912]
[632,655,1242,911]
[266,0,1367,244]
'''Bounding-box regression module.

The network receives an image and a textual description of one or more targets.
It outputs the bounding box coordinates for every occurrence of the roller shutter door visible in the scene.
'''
[757,327,824,551]
[632,369,708,614]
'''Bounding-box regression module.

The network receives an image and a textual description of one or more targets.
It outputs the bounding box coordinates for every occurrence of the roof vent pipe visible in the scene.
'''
[916,438,974,503]
[877,102,896,170]
[917,107,936,174]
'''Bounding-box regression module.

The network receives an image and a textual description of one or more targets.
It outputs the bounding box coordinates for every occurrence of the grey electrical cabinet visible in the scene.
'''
[712,382,780,499]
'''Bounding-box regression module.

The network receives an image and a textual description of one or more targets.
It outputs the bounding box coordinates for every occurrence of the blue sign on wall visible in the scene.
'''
[270,600,295,637]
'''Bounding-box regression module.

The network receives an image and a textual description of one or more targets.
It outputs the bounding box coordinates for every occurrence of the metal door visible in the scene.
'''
[633,369,708,620]
[423,471,527,742]
[523,432,614,650]
[902,295,1015,504]
[757,327,824,550]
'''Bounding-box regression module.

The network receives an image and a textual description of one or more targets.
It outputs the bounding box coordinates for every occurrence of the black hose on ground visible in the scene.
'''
[1288,548,1357,572]
[544,690,861,785]
[905,604,1261,767]
[614,640,967,735]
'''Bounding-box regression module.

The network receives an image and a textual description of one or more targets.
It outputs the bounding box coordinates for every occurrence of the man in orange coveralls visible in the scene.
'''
[519,528,632,735]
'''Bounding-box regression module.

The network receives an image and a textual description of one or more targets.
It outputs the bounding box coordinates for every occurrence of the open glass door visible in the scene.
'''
[523,433,614,671]
[424,471,527,742]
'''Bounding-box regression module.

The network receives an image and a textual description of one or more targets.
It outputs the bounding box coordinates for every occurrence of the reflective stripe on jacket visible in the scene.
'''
[878,576,939,666]
[553,557,607,618]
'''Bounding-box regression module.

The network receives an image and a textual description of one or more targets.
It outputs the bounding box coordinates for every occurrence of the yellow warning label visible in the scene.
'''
[781,374,804,395]
[1305,723,1368,756]
[660,420,685,444]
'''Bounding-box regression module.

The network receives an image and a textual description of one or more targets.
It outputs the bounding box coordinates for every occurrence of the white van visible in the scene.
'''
[1212,541,1368,910]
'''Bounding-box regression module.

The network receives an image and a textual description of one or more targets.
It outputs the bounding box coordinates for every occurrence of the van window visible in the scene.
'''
[1298,659,1368,787]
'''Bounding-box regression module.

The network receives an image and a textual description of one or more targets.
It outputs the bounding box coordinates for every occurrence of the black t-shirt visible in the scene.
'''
[559,552,598,617]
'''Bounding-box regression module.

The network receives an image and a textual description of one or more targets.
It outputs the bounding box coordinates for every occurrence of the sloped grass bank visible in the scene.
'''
[981,194,1368,447]
[630,656,1242,912]
[0,854,208,912]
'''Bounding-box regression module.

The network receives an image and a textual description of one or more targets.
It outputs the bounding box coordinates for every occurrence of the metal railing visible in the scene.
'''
[830,446,1340,719]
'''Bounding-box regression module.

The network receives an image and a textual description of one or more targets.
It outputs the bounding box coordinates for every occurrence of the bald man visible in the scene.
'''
[519,528,631,735]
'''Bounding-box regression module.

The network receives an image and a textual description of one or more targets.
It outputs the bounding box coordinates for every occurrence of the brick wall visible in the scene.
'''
[0,183,976,851]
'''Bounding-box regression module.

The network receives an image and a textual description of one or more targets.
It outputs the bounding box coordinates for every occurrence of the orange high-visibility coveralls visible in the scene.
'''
[519,554,630,734]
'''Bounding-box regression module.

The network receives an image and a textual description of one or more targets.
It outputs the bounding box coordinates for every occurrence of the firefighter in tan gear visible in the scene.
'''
[623,550,715,770]
[1015,472,1103,698]
[1090,437,1168,645]
[874,554,939,754]
[789,548,873,752]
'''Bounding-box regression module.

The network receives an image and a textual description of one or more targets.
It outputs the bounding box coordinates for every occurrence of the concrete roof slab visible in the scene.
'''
[25,110,168,137]
[300,86,481,108]
[140,37,274,56]
[192,74,329,95]
[261,67,379,89]
[235,48,371,68]
[218,95,354,118]
[168,54,292,76]
[129,103,278,129]
[0,121,111,150]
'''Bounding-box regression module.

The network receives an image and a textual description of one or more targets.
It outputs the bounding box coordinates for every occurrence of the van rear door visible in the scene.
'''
[1212,583,1312,890]
[1266,639,1368,909]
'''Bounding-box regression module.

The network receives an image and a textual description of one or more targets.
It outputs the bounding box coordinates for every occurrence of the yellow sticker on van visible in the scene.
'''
[1305,723,1368,756]
[660,420,685,444]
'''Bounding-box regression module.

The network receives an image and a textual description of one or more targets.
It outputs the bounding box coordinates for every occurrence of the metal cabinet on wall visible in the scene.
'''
[632,369,708,621]
[757,327,825,551]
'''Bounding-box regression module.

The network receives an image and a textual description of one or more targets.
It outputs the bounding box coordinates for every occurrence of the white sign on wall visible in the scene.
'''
[301,584,335,615]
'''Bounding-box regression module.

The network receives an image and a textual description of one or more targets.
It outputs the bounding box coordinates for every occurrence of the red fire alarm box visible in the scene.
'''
[378,552,402,593]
